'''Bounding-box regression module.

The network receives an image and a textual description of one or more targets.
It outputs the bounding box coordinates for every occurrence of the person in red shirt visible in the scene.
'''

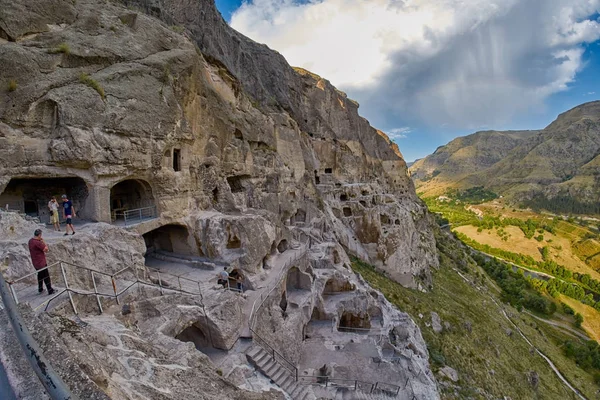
[28,229,55,295]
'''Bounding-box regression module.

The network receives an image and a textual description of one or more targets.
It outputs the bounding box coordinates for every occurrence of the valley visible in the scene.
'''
[419,192,600,393]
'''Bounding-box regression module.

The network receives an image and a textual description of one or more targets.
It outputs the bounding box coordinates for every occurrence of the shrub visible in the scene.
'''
[561,302,575,315]
[79,73,105,100]
[49,43,70,55]
[7,79,17,92]
[574,313,584,328]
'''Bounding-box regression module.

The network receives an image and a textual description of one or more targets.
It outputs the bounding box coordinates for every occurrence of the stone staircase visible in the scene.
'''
[246,346,316,400]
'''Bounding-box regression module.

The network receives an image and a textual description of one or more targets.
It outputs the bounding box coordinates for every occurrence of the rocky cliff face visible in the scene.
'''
[0,0,439,398]
[0,0,437,286]
[410,101,600,208]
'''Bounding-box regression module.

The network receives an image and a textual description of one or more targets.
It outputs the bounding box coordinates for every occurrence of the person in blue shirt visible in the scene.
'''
[61,194,76,236]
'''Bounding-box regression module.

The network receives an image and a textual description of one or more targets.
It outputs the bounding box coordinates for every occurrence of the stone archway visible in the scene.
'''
[110,178,155,223]
[0,177,89,223]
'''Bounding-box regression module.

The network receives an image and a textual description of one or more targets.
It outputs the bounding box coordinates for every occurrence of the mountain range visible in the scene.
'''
[410,101,600,213]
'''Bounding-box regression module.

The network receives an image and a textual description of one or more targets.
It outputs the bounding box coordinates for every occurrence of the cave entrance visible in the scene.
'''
[110,179,156,224]
[175,321,224,356]
[277,239,289,253]
[226,175,251,194]
[286,266,312,292]
[323,277,355,294]
[143,224,197,257]
[0,177,89,223]
[338,311,371,333]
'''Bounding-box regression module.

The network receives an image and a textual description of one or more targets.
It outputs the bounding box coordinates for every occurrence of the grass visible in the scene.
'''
[351,233,599,399]
[454,224,600,281]
[560,295,600,342]
[49,43,70,55]
[7,79,17,92]
[79,73,105,100]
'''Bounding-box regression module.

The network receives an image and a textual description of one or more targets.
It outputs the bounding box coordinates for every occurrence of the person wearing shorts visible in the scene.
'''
[48,197,60,231]
[61,194,76,236]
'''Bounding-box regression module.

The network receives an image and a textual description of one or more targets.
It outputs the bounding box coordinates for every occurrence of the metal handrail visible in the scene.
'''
[6,259,206,313]
[114,205,157,226]
[298,375,402,395]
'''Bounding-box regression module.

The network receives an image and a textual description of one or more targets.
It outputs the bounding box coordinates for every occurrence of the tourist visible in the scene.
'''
[61,194,76,236]
[236,273,244,292]
[217,266,229,288]
[28,229,55,295]
[48,197,60,232]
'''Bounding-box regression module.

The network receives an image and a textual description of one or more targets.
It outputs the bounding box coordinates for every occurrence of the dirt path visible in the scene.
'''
[452,268,588,400]
[523,311,590,341]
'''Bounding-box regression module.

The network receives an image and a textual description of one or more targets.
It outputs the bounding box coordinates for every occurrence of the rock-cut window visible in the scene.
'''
[173,148,181,172]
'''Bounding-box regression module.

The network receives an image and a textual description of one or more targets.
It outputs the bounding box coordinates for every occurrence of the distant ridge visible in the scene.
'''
[410,101,600,214]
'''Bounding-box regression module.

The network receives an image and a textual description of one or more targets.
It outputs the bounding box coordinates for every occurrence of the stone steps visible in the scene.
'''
[246,346,316,400]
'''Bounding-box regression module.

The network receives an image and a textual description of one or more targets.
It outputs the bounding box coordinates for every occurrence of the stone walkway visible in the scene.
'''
[146,243,308,339]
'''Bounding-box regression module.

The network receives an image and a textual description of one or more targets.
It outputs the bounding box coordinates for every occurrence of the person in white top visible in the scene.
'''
[48,197,60,232]
[217,267,229,288]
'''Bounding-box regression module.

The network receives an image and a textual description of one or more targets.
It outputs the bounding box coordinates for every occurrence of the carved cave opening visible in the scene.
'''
[338,311,371,332]
[342,207,352,217]
[110,179,155,222]
[324,168,333,174]
[340,194,348,202]
[1,177,89,223]
[323,277,355,294]
[175,321,223,352]
[172,148,181,172]
[143,224,197,257]
[226,175,250,194]
[286,266,312,292]
[277,239,289,253]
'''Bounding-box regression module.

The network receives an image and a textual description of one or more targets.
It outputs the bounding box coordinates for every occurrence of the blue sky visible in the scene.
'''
[216,0,600,162]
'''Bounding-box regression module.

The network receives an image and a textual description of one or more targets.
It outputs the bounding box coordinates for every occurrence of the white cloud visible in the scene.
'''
[386,127,411,139]
[231,0,600,130]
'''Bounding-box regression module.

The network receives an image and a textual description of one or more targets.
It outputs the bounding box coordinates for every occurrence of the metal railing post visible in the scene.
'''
[60,262,78,315]
[157,271,164,295]
[9,283,18,305]
[178,276,182,292]
[90,271,103,314]
[111,275,120,305]
[139,208,142,221]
